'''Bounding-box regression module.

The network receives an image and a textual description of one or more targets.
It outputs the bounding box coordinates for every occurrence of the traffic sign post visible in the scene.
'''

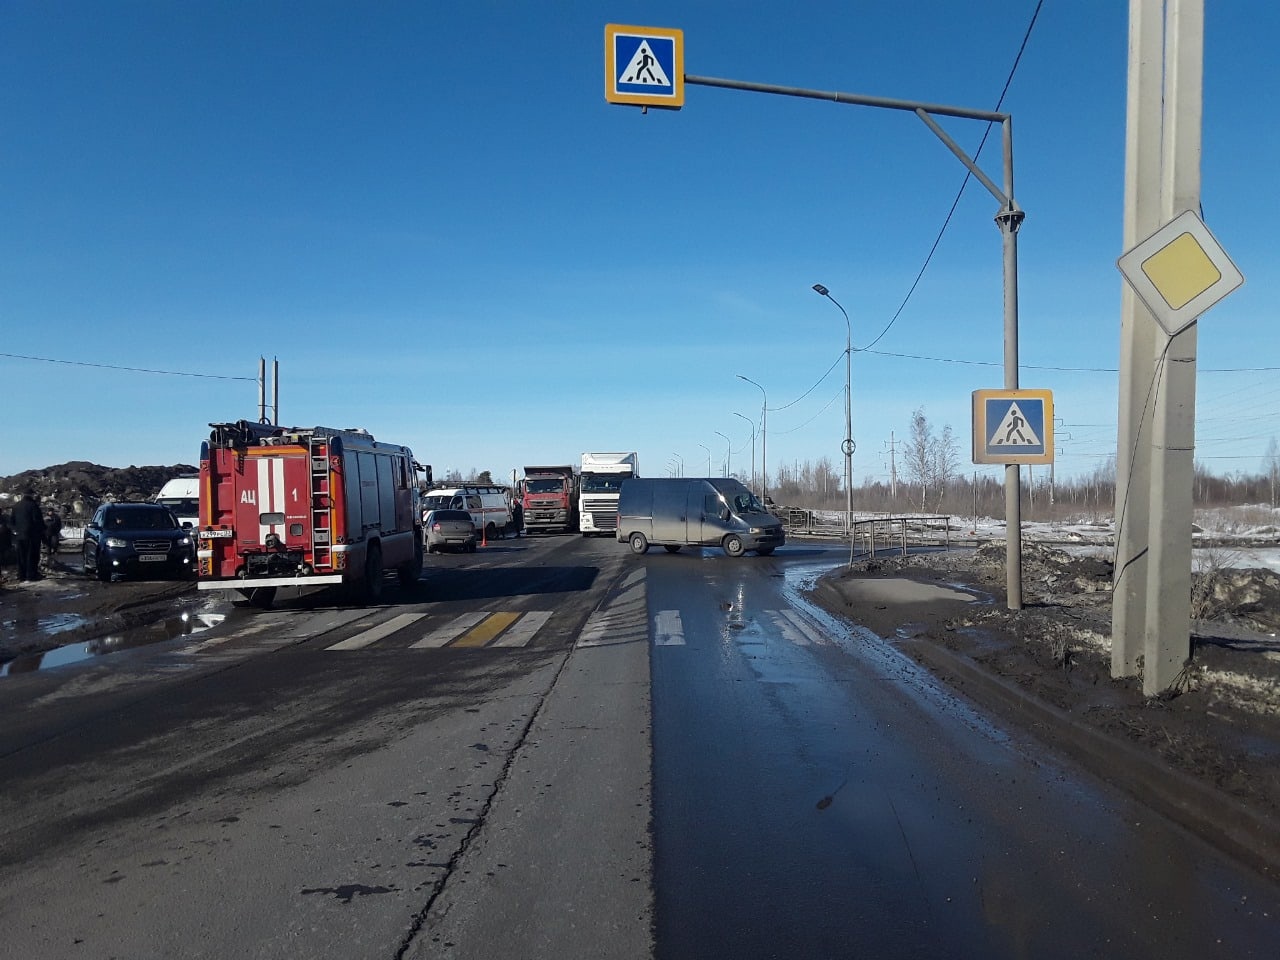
[604,25,684,110]
[971,389,1054,465]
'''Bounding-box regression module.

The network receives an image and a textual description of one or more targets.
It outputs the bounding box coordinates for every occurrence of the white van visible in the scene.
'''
[421,485,511,540]
[155,476,199,530]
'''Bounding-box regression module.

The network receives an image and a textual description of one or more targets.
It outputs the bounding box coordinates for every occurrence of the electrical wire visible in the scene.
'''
[0,351,256,381]
[859,0,1046,353]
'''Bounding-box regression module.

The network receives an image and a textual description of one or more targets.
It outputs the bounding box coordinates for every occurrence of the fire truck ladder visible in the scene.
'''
[309,437,333,568]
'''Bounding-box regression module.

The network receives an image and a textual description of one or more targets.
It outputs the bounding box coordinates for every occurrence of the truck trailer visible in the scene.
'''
[579,452,638,536]
[519,465,579,534]
[196,420,428,607]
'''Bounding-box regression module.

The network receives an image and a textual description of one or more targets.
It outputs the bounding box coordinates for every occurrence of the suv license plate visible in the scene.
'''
[139,554,167,562]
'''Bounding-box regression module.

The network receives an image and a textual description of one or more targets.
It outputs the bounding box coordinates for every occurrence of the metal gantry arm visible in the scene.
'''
[696,73,1025,608]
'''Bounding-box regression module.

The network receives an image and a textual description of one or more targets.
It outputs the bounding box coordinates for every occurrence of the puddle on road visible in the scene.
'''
[0,608,226,678]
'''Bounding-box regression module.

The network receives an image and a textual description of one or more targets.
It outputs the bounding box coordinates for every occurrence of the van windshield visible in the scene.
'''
[730,490,768,514]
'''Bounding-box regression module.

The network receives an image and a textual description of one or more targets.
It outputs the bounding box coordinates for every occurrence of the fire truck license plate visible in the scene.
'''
[139,554,167,562]
[199,529,234,538]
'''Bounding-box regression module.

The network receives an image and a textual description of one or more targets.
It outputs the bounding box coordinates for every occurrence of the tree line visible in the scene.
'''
[756,408,1280,521]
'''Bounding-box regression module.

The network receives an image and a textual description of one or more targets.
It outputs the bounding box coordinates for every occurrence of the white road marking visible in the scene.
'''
[410,610,490,648]
[491,611,553,647]
[654,609,685,646]
[327,613,426,651]
[774,608,826,646]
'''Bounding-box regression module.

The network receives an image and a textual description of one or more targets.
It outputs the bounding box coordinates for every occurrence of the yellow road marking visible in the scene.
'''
[453,611,522,648]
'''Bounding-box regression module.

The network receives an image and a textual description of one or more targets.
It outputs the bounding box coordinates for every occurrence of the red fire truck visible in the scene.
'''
[196,420,428,607]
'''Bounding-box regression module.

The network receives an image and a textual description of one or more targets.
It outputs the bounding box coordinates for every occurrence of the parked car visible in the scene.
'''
[82,501,196,582]
[424,508,477,554]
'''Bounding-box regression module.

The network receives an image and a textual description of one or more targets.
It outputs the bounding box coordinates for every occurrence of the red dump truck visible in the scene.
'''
[196,420,428,607]
[519,465,579,534]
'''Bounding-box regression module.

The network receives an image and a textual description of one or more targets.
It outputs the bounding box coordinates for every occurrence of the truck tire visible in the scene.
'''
[358,544,384,604]
[722,534,746,558]
[628,532,649,555]
[398,539,424,586]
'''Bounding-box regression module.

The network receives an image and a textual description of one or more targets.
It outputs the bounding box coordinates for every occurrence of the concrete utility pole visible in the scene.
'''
[1113,0,1204,696]
[885,431,898,500]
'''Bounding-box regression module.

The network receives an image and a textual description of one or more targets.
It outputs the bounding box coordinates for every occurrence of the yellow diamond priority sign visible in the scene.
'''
[1117,209,1243,336]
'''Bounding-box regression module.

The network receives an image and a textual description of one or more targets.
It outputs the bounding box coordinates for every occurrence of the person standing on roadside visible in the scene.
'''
[0,516,13,580]
[43,509,63,565]
[12,489,44,582]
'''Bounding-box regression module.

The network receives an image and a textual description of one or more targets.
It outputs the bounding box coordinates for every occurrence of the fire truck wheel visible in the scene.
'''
[398,540,424,586]
[362,544,384,603]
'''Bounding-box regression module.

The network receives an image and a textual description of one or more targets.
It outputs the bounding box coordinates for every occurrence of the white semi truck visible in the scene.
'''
[578,452,638,536]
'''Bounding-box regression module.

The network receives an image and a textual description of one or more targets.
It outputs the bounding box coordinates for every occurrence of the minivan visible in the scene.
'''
[616,477,785,557]
[154,476,199,530]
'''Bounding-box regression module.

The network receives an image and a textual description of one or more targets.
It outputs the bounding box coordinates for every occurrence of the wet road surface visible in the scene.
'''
[647,549,1280,959]
[0,538,1277,958]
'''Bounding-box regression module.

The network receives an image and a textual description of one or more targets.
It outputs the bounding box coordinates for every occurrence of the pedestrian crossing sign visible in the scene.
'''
[972,389,1054,465]
[605,24,684,109]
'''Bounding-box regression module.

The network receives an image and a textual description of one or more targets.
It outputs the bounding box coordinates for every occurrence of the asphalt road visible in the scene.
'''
[1,535,1278,958]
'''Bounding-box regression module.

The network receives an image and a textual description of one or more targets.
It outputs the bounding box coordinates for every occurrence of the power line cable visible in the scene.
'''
[859,0,1045,353]
[0,351,256,381]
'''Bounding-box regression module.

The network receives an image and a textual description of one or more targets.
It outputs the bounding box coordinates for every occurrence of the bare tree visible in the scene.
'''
[902,407,960,512]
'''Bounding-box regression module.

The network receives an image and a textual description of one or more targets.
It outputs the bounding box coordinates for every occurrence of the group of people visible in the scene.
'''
[0,490,62,583]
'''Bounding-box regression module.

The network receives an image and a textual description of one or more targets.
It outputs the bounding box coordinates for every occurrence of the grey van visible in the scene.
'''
[616,477,785,557]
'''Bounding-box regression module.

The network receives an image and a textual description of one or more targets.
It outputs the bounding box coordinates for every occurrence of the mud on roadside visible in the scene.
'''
[0,555,201,666]
[806,542,1280,844]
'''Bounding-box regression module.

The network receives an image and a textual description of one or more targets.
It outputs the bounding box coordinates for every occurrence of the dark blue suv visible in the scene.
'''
[82,502,196,582]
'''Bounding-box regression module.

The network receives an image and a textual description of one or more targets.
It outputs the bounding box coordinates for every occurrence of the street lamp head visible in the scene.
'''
[812,283,830,297]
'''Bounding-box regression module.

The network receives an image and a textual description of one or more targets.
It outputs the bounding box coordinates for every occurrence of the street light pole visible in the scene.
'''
[715,430,731,477]
[733,412,756,492]
[812,284,853,535]
[699,443,711,477]
[672,453,683,478]
[737,375,767,506]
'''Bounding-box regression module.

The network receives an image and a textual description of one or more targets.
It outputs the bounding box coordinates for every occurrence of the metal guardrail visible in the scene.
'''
[781,510,953,557]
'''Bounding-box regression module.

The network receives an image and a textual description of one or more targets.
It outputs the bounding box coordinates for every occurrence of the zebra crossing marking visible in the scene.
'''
[768,608,824,646]
[492,610,553,647]
[326,613,427,651]
[409,611,490,649]
[453,611,522,648]
[654,609,685,646]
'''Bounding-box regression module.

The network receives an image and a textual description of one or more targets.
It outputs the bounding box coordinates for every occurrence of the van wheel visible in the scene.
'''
[485,522,498,541]
[723,534,746,558]
[629,532,649,555]
[664,545,681,554]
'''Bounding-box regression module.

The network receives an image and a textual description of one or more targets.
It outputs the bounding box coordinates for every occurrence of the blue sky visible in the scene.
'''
[3,1,1278,491]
